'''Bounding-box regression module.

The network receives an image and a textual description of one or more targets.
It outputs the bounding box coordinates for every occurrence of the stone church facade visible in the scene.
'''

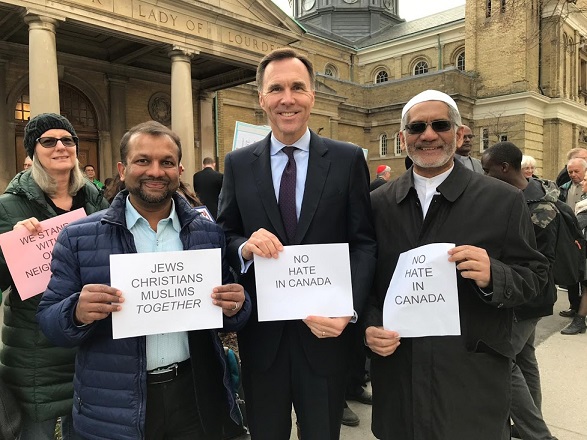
[2,0,587,190]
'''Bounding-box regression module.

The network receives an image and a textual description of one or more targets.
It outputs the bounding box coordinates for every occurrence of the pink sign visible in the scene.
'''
[0,209,86,300]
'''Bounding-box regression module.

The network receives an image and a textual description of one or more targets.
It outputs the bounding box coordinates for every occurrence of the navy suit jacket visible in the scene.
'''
[217,130,377,375]
[193,167,223,219]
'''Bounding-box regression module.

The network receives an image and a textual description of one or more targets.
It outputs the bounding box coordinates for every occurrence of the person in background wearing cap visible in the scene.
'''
[0,113,109,439]
[370,165,391,191]
[455,124,484,174]
[364,90,548,440]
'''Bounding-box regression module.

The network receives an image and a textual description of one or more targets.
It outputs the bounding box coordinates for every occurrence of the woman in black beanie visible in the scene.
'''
[0,113,109,440]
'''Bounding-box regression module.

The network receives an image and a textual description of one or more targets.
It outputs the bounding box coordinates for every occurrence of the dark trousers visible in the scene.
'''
[145,365,212,440]
[242,322,347,440]
[346,321,367,397]
[566,283,581,311]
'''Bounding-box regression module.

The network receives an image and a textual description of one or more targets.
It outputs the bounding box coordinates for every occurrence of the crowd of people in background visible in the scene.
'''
[0,47,585,440]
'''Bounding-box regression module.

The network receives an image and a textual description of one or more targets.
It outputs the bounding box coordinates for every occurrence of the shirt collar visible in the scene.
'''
[397,160,472,204]
[412,163,454,188]
[270,128,311,156]
[125,195,181,232]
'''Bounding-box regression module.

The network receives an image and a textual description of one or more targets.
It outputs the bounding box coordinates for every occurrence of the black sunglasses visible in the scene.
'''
[405,120,453,135]
[36,136,79,148]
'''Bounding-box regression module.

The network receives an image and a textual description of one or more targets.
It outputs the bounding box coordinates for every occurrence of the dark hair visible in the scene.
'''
[119,121,182,165]
[203,157,215,166]
[484,141,523,170]
[256,48,315,92]
[177,181,201,207]
[84,164,95,171]
[103,174,125,204]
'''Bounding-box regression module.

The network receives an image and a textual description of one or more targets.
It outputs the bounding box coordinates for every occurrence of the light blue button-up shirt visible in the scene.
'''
[125,196,190,370]
[269,129,311,220]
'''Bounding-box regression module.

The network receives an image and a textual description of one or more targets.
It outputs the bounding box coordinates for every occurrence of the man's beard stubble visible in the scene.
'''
[407,136,457,170]
[127,179,176,204]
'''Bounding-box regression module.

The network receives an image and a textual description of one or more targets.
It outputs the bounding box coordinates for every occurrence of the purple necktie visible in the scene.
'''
[279,146,297,243]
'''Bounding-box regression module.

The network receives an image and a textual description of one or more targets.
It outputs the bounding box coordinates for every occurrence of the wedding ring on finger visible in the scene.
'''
[231,301,239,311]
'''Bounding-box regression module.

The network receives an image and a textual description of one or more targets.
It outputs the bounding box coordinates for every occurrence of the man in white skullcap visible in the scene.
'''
[364,90,549,440]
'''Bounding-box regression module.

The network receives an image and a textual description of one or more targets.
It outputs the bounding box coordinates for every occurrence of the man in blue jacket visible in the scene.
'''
[37,121,250,440]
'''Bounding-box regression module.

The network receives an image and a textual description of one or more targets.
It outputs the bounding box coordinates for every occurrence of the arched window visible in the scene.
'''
[414,60,429,75]
[395,133,402,156]
[324,64,338,78]
[60,83,97,128]
[13,84,96,128]
[375,70,389,84]
[380,133,388,156]
[456,51,465,71]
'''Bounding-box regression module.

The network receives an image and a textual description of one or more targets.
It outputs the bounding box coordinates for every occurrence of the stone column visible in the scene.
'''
[198,92,215,166]
[107,75,128,173]
[0,59,15,190]
[169,47,197,180]
[25,15,60,116]
[99,131,112,182]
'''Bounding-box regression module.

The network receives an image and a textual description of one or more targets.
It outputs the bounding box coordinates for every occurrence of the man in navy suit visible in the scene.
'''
[217,48,377,440]
[193,157,223,219]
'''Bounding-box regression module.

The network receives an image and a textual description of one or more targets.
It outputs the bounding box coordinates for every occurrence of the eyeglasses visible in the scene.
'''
[405,120,453,135]
[35,136,79,148]
[463,134,476,140]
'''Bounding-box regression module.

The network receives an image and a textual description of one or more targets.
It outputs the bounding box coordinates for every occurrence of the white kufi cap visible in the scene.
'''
[402,90,459,119]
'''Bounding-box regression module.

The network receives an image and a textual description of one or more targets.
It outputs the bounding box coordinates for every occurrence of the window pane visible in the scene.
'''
[414,61,429,75]
[376,71,389,83]
[14,94,31,122]
[457,52,465,71]
[380,134,388,156]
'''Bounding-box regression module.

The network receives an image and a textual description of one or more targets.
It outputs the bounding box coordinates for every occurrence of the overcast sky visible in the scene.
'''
[271,0,466,21]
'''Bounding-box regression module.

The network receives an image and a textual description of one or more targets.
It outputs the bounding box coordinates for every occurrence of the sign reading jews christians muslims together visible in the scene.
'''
[0,208,86,300]
[110,249,222,339]
[383,243,461,337]
[253,243,354,321]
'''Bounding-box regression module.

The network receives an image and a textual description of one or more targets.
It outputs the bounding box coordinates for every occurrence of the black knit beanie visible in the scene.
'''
[24,113,78,159]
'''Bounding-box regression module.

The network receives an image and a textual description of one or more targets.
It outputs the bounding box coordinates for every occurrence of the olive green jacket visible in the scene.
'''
[0,170,108,421]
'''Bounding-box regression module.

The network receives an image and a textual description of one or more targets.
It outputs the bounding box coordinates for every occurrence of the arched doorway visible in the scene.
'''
[14,83,100,177]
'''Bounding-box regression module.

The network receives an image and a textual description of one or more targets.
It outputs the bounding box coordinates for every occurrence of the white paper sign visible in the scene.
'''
[232,121,271,150]
[383,243,460,337]
[254,243,353,321]
[110,249,222,339]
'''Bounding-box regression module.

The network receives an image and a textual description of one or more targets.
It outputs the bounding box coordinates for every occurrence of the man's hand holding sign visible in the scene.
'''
[448,244,492,289]
[366,243,465,355]
[74,280,245,327]
[243,228,353,338]
[366,243,492,356]
[100,249,245,338]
